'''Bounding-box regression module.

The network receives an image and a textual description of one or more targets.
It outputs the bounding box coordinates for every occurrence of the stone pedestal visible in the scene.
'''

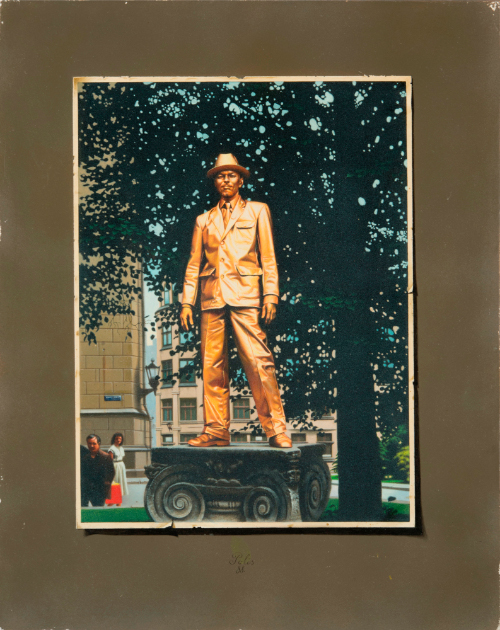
[144,444,331,523]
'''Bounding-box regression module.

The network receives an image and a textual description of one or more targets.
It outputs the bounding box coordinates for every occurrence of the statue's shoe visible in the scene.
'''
[269,433,292,448]
[187,433,229,447]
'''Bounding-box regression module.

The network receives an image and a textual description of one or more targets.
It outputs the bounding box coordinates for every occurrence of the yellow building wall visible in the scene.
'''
[79,296,151,471]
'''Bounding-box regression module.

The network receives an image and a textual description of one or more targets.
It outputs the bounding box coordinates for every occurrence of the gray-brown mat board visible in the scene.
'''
[0,2,497,629]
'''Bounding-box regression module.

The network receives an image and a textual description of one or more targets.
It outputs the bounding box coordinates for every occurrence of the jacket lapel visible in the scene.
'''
[207,205,224,240]
[221,197,245,240]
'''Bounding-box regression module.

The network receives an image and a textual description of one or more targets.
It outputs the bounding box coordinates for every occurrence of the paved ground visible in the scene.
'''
[114,478,148,508]
[330,481,410,503]
[107,477,410,508]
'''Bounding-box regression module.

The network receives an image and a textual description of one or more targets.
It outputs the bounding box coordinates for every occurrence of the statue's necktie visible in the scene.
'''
[222,202,231,228]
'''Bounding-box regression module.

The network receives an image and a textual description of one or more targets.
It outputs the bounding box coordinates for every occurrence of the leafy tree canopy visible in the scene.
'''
[78,80,409,436]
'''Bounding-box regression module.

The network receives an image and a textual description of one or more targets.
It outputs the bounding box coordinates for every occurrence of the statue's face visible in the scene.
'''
[214,170,243,199]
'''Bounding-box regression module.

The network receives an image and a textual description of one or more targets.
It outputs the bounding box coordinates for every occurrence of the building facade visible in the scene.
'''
[155,287,337,468]
[79,280,152,476]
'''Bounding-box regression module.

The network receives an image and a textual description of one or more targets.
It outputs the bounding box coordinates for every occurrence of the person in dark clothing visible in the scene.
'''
[81,434,115,507]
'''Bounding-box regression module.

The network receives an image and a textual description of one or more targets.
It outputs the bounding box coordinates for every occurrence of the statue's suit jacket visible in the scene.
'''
[182,198,280,310]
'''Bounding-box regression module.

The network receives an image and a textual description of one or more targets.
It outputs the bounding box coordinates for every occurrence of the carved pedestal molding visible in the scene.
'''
[144,444,331,523]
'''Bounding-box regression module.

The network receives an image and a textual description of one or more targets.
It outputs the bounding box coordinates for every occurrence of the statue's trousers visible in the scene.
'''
[200,306,287,440]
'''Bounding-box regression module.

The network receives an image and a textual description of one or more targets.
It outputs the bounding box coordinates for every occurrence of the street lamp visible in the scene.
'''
[144,359,172,433]
[145,359,160,394]
[141,359,161,449]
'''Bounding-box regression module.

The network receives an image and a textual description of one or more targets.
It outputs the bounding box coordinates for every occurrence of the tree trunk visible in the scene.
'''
[335,302,383,522]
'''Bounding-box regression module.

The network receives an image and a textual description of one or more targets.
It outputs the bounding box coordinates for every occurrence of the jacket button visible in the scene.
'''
[221,274,225,279]
[220,258,224,262]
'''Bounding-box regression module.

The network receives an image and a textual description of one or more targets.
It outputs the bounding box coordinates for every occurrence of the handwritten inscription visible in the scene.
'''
[229,553,254,573]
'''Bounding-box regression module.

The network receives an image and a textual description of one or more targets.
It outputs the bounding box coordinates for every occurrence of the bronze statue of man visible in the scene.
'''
[180,154,292,448]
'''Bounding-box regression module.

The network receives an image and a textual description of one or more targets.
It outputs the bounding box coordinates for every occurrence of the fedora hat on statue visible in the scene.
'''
[206,154,250,179]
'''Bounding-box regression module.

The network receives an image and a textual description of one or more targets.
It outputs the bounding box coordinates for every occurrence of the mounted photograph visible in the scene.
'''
[74,76,414,529]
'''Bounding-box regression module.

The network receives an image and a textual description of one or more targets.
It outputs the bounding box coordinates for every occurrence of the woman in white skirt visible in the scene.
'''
[108,433,129,498]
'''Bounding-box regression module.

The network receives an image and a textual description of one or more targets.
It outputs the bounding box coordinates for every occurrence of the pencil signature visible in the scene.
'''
[229,553,254,573]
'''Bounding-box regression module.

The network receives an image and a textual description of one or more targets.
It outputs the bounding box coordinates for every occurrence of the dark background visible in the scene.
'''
[0,2,497,629]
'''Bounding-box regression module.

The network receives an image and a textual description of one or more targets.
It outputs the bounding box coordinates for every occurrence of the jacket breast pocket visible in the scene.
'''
[235,221,255,230]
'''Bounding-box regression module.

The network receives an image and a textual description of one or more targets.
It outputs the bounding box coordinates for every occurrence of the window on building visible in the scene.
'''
[162,434,174,445]
[161,360,173,387]
[231,433,248,443]
[291,433,307,443]
[162,325,172,348]
[180,433,197,443]
[320,409,335,418]
[162,399,173,424]
[233,398,251,420]
[164,287,170,305]
[180,398,197,422]
[317,432,333,456]
[250,433,265,443]
[179,359,195,385]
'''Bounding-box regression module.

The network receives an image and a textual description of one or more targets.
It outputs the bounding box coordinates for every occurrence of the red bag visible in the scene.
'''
[105,483,123,506]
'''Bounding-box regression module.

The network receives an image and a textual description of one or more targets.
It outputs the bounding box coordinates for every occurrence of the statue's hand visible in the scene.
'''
[261,303,276,325]
[180,306,194,331]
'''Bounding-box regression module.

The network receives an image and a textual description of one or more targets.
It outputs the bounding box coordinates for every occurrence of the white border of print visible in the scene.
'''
[74,76,414,530]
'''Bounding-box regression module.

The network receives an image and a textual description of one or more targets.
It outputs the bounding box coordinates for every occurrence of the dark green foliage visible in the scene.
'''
[319,499,410,522]
[395,445,410,483]
[382,504,410,522]
[379,424,409,481]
